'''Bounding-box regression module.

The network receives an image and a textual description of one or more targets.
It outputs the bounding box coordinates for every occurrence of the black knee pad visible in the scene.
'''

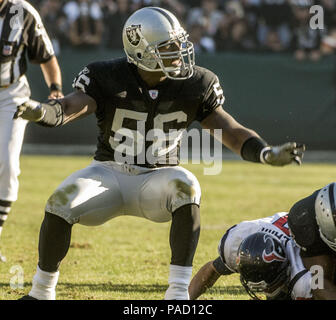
[38,212,73,272]
[170,204,201,266]
[173,204,200,229]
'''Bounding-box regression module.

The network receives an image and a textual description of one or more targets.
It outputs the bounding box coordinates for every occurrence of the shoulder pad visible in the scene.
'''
[288,190,330,256]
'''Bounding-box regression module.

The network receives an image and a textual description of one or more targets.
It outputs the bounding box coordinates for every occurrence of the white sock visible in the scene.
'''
[164,264,192,300]
[29,265,59,300]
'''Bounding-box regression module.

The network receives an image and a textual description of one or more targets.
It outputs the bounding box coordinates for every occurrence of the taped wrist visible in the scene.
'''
[49,83,62,93]
[240,137,268,163]
[37,100,64,127]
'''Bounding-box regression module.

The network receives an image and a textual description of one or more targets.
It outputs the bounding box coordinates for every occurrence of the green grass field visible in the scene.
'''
[0,155,335,300]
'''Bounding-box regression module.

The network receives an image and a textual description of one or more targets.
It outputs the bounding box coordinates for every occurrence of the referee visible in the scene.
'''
[0,0,63,261]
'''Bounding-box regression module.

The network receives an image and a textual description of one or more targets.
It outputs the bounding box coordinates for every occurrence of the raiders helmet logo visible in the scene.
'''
[126,24,141,46]
[262,234,286,263]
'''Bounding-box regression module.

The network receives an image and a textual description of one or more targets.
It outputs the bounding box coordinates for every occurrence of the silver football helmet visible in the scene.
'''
[122,7,195,80]
[315,182,336,251]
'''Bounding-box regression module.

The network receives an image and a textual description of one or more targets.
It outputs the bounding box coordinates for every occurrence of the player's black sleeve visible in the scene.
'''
[195,72,225,122]
[212,256,234,276]
[288,189,333,257]
[72,63,103,106]
[26,10,54,64]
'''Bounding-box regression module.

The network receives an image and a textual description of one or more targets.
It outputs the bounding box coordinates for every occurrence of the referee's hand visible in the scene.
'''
[13,100,45,122]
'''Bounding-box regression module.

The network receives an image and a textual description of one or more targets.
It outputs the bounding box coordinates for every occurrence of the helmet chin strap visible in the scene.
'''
[134,57,192,81]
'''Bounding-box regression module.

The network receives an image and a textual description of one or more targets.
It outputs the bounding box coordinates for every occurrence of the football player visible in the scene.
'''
[189,213,313,300]
[288,182,336,299]
[14,7,304,300]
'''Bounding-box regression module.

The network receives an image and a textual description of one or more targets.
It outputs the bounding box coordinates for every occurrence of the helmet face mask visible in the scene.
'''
[315,183,336,252]
[237,232,290,300]
[241,268,289,300]
[153,34,195,78]
[122,7,195,80]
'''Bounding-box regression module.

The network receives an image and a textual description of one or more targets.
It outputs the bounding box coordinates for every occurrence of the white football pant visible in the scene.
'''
[45,160,202,225]
[0,76,30,202]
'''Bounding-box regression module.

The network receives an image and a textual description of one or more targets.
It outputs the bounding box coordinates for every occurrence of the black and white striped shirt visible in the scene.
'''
[0,0,54,87]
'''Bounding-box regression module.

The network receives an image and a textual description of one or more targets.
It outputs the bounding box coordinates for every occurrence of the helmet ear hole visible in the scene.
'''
[136,52,142,59]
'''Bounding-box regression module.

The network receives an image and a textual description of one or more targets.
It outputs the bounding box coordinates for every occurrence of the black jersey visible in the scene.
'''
[73,57,225,167]
[288,189,336,258]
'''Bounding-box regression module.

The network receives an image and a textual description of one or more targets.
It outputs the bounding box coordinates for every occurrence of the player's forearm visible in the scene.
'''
[200,108,261,155]
[201,107,304,166]
[220,127,261,156]
[40,56,62,89]
[189,261,221,300]
[301,255,336,300]
[312,278,336,300]
[207,124,264,159]
[14,91,97,127]
[38,92,96,126]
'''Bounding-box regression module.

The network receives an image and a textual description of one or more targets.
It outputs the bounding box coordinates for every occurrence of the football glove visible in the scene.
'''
[261,142,305,166]
[13,100,44,122]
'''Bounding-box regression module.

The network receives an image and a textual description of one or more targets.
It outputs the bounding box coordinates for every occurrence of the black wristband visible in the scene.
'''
[37,100,64,127]
[49,83,62,92]
[240,137,268,163]
[213,257,234,276]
